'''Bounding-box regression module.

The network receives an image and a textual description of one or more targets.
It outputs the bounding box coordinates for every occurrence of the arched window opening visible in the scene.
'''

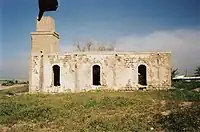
[93,65,101,85]
[53,65,60,86]
[138,65,147,86]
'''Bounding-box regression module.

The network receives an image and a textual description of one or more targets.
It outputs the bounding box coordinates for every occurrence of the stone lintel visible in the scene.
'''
[31,31,59,39]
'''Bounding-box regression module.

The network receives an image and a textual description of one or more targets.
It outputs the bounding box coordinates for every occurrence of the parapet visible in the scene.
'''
[36,16,55,32]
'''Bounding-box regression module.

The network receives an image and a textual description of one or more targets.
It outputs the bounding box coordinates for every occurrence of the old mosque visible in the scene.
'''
[29,16,171,93]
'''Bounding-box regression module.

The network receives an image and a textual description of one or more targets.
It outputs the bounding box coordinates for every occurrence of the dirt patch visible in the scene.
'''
[0,84,26,90]
[193,88,200,92]
[160,100,166,106]
[179,101,193,108]
[161,110,171,116]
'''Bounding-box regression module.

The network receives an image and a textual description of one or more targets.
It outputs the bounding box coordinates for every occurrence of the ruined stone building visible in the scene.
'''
[29,16,172,93]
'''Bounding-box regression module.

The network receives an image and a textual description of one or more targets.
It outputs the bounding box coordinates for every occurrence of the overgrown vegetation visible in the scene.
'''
[172,80,200,90]
[0,82,200,132]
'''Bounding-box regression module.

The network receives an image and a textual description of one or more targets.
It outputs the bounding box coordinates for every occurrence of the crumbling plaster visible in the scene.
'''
[30,51,171,93]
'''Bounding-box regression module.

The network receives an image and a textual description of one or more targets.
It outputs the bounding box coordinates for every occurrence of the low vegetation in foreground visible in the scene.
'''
[0,81,200,132]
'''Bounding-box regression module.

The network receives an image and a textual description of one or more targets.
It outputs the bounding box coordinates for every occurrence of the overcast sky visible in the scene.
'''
[0,0,200,79]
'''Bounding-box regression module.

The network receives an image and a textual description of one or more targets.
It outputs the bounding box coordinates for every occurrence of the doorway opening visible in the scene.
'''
[92,65,101,85]
[138,65,147,86]
[53,65,60,86]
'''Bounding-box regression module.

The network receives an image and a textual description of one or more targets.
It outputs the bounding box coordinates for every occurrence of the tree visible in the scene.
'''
[171,68,179,79]
[194,66,200,76]
[73,40,115,52]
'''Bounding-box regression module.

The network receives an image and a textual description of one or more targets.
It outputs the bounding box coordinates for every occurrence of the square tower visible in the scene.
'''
[29,16,60,93]
[30,16,60,54]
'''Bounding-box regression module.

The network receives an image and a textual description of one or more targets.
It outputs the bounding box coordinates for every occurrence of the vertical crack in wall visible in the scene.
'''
[75,63,78,92]
[39,54,43,91]
[113,56,117,87]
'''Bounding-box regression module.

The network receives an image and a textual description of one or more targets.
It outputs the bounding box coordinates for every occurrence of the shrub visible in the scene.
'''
[172,80,200,90]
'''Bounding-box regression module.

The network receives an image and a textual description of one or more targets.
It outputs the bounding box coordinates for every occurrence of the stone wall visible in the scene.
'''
[29,54,43,93]
[29,52,171,93]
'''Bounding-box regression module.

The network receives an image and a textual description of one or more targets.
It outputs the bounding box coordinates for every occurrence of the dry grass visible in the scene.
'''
[0,84,199,132]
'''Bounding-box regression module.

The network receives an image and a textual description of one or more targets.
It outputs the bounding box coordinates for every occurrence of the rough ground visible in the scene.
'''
[0,84,26,90]
[0,82,199,132]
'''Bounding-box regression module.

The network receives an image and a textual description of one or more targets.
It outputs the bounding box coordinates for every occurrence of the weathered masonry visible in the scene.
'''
[29,16,172,93]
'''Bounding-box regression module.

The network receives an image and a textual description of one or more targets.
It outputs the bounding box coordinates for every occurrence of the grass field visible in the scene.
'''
[0,82,200,132]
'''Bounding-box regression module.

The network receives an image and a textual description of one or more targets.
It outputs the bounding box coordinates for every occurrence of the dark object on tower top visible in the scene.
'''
[38,0,58,21]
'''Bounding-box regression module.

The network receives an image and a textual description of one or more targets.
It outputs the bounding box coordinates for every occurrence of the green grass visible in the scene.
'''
[0,83,200,132]
[172,80,200,90]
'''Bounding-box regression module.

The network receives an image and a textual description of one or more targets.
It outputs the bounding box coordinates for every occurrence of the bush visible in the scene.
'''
[172,80,200,90]
[170,89,200,101]
[1,83,7,86]
[1,81,15,86]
